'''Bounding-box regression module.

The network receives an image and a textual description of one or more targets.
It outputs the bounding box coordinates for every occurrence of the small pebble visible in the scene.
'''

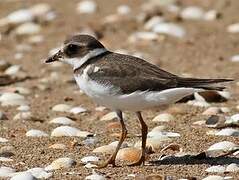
[144,16,165,30]
[17,105,30,112]
[152,113,174,122]
[0,112,7,120]
[204,10,219,21]
[4,65,21,75]
[215,128,239,136]
[0,157,13,162]
[227,23,239,33]
[205,165,225,173]
[117,5,131,15]
[13,112,32,120]
[153,23,186,38]
[0,93,27,106]
[49,143,66,150]
[26,129,48,137]
[129,32,158,43]
[180,6,205,20]
[15,22,41,36]
[77,0,97,14]
[231,55,239,62]
[100,112,118,121]
[202,175,224,180]
[51,126,92,137]
[70,106,87,114]
[10,172,36,180]
[49,117,76,125]
[85,170,105,180]
[207,141,238,152]
[81,156,99,164]
[202,107,221,115]
[0,166,16,177]
[27,167,52,179]
[0,138,8,143]
[45,157,76,171]
[0,9,33,26]
[226,163,239,172]
[52,104,72,112]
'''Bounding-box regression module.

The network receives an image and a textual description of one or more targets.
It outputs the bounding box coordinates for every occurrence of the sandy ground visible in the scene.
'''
[0,0,239,179]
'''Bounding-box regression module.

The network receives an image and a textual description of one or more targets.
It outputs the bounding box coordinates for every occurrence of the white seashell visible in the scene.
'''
[95,106,107,112]
[17,105,30,111]
[226,163,239,172]
[180,6,205,20]
[81,156,99,164]
[83,138,98,146]
[49,143,66,149]
[116,147,141,163]
[70,106,87,114]
[0,166,16,177]
[202,175,224,180]
[52,104,72,112]
[187,100,210,107]
[205,165,225,173]
[144,16,165,30]
[152,113,174,122]
[207,141,238,152]
[202,107,221,115]
[45,157,76,171]
[0,157,13,162]
[51,126,92,137]
[220,107,230,113]
[77,0,97,14]
[28,35,44,44]
[15,23,41,36]
[153,23,186,38]
[117,5,131,15]
[10,172,36,180]
[204,10,218,21]
[100,112,118,121]
[227,23,239,33]
[26,129,48,137]
[150,126,166,132]
[215,128,239,136]
[4,65,21,75]
[0,137,8,143]
[85,171,105,180]
[93,145,116,154]
[27,167,52,179]
[225,114,239,125]
[217,91,230,100]
[129,32,158,43]
[84,163,97,168]
[0,9,33,26]
[0,93,27,106]
[14,53,23,60]
[49,117,76,125]
[13,112,32,120]
[29,3,51,17]
[148,131,180,138]
[231,55,239,62]
[135,137,165,152]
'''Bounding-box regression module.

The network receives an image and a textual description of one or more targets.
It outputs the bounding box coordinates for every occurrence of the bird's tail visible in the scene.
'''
[177,78,233,91]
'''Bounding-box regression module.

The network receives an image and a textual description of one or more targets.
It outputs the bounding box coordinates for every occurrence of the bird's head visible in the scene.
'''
[45,34,107,69]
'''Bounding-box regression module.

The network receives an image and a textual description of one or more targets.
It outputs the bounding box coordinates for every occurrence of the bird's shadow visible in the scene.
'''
[149,153,239,166]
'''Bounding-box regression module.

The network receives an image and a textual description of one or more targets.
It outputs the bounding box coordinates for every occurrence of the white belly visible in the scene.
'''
[74,74,199,111]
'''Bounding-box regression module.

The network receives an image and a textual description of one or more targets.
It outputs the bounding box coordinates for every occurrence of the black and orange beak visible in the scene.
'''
[45,50,63,63]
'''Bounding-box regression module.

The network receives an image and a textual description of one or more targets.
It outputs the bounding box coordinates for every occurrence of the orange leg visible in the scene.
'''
[97,110,127,168]
[129,111,148,166]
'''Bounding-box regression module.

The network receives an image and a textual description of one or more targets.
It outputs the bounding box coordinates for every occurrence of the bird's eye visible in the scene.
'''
[65,44,79,56]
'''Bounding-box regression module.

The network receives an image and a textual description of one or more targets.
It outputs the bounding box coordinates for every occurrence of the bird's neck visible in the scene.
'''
[72,48,108,70]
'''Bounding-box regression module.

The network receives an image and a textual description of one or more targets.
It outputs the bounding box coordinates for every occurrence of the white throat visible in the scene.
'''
[66,48,107,70]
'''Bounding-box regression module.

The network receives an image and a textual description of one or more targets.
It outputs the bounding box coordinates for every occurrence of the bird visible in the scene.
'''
[45,34,232,168]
